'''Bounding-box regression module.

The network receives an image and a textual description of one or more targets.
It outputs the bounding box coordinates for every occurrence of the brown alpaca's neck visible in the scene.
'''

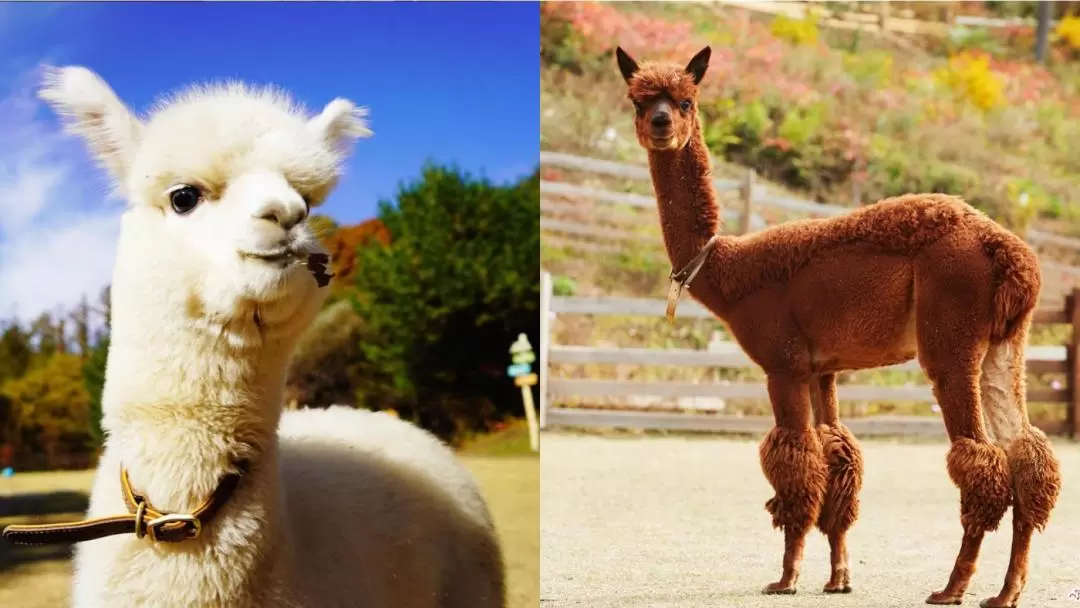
[647,126,731,310]
[647,130,723,271]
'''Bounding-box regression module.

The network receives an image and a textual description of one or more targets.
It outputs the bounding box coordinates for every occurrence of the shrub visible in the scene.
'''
[1054,15,1080,51]
[770,15,819,46]
[552,275,577,296]
[932,51,1005,111]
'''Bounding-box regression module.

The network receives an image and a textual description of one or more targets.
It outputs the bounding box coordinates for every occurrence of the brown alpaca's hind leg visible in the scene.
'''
[978,337,1062,608]
[759,375,828,595]
[913,247,1012,605]
[926,435,1011,605]
[979,428,1060,608]
[812,374,863,595]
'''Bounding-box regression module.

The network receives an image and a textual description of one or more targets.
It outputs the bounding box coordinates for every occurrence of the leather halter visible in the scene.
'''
[2,461,248,546]
[665,234,722,322]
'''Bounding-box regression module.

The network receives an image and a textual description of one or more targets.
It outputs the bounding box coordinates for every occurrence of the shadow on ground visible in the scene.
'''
[0,491,88,574]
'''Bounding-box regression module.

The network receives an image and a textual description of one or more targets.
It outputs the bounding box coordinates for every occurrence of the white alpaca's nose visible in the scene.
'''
[233,172,309,231]
[254,200,307,231]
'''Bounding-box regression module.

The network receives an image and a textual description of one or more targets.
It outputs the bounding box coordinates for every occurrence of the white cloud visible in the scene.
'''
[0,212,119,320]
[0,158,69,237]
[0,64,123,323]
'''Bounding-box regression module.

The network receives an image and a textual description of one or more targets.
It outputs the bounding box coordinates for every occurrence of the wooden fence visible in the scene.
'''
[539,270,1080,439]
[540,151,1080,307]
[712,1,1062,38]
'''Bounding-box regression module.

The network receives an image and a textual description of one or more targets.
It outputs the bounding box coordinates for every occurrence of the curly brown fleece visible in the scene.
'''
[759,426,828,533]
[946,438,1013,534]
[1005,428,1062,532]
[816,423,862,537]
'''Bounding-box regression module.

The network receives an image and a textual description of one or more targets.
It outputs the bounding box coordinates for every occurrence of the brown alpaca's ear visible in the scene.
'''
[685,46,711,85]
[615,47,639,84]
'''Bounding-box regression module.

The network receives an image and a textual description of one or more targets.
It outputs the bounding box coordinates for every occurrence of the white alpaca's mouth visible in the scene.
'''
[238,248,299,264]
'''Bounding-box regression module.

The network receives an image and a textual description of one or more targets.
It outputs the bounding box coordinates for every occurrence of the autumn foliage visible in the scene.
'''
[324,218,391,284]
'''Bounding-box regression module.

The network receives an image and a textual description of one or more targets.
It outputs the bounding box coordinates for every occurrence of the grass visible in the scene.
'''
[0,426,539,608]
[460,418,537,457]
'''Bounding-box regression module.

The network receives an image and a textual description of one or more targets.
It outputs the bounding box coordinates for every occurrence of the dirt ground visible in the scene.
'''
[541,432,1080,608]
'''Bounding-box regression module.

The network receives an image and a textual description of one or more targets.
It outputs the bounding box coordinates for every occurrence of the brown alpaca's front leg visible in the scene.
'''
[811,374,863,595]
[759,375,828,595]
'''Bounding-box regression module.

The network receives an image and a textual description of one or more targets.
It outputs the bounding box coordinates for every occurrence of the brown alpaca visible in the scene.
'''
[615,46,1063,607]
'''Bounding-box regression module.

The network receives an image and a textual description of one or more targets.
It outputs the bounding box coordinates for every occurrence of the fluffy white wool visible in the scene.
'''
[40,66,505,608]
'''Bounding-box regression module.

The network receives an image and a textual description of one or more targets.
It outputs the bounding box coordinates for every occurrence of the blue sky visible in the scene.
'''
[0,1,539,322]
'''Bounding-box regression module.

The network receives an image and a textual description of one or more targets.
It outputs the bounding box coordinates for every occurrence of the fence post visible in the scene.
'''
[738,169,755,235]
[1071,288,1080,438]
[540,271,552,429]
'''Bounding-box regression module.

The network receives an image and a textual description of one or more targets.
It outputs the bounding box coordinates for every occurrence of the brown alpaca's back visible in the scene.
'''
[709,193,1040,346]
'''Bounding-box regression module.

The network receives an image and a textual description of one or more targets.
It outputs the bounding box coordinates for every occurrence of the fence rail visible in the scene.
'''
[539,271,1080,439]
[540,150,1080,255]
[540,151,1080,305]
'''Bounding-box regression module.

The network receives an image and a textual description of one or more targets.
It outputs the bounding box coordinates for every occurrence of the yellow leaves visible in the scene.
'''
[770,15,819,46]
[1,353,91,443]
[1054,15,1080,50]
[932,51,1004,112]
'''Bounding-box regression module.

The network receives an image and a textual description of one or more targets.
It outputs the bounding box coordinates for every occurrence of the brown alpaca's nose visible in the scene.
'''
[651,112,672,129]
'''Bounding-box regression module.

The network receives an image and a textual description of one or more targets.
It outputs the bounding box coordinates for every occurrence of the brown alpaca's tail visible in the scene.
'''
[984,228,1041,342]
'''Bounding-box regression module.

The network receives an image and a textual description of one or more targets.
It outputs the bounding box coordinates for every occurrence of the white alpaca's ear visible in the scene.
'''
[307,98,372,150]
[38,65,142,183]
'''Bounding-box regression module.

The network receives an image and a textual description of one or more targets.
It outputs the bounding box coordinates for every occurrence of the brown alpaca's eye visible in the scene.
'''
[169,185,202,215]
[632,100,644,115]
[680,100,692,112]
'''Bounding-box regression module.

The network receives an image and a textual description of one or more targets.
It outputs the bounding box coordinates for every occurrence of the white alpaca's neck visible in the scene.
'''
[100,287,295,514]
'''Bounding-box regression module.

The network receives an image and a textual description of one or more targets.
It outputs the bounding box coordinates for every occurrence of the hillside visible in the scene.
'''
[541,1,1080,242]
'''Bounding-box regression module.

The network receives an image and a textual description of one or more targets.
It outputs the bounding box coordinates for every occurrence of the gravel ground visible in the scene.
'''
[541,432,1080,608]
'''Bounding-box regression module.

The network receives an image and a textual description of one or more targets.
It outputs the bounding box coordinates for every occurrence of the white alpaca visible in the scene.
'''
[14,67,506,608]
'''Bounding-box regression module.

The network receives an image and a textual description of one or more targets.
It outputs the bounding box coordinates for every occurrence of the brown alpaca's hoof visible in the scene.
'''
[978,597,1016,608]
[926,590,963,605]
[823,584,852,594]
[761,582,797,595]
[823,568,851,594]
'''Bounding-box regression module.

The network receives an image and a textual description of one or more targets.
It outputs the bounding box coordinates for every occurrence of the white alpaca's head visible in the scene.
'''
[39,67,370,340]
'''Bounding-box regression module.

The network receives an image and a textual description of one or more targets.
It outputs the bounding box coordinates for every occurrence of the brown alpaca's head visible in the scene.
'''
[615,46,711,152]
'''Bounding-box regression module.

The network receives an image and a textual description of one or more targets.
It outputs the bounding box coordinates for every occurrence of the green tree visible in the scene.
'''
[350,165,540,440]
[0,323,31,385]
[82,335,110,448]
[2,352,92,465]
[30,312,60,359]
[0,323,32,448]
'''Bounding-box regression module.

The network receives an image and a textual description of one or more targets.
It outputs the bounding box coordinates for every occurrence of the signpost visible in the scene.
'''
[509,333,539,452]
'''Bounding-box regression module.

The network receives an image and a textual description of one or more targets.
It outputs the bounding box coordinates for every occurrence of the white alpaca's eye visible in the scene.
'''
[169,185,202,215]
